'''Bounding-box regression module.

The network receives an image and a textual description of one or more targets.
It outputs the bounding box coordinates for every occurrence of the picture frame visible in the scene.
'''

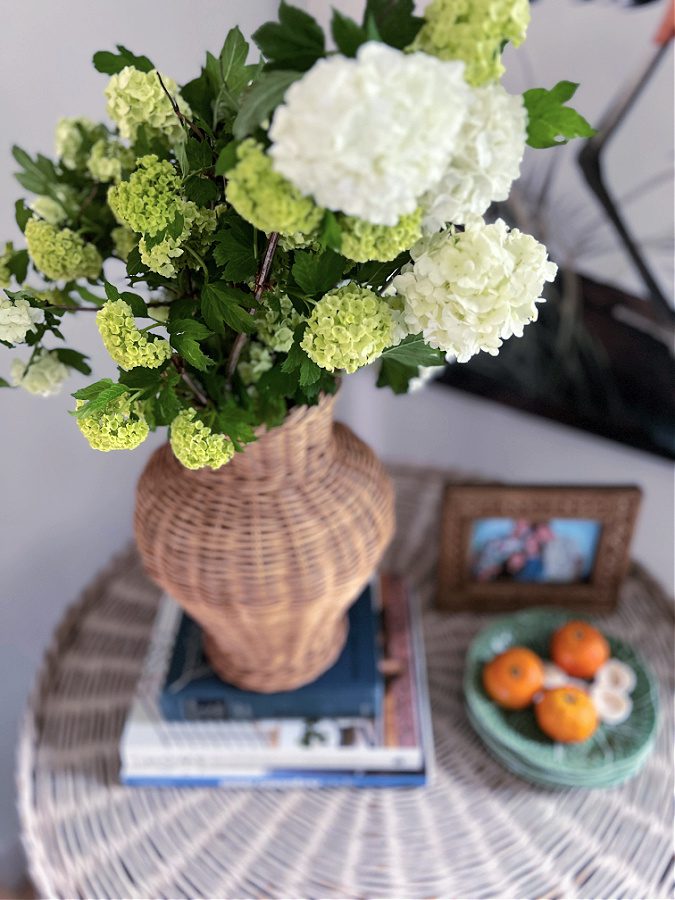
[437,484,642,613]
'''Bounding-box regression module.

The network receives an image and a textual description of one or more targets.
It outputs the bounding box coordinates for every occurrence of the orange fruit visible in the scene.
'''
[551,621,610,679]
[482,647,544,710]
[535,686,599,743]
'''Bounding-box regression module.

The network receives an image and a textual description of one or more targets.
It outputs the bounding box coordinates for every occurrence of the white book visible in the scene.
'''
[121,577,432,776]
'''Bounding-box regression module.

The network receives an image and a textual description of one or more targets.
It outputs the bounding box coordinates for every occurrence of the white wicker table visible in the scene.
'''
[18,468,674,899]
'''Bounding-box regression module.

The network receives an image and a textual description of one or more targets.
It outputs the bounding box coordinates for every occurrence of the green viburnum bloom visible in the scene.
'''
[302,283,395,374]
[238,341,274,386]
[108,154,183,237]
[170,408,235,470]
[76,397,149,451]
[11,350,68,396]
[226,139,324,237]
[256,294,305,353]
[96,299,172,370]
[25,219,102,281]
[412,0,531,86]
[105,66,190,145]
[0,242,14,288]
[55,117,107,170]
[339,208,423,263]
[111,225,138,262]
[87,139,135,184]
[138,202,218,277]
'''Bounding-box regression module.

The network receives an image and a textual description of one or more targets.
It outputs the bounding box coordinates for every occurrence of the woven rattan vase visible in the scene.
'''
[134,393,395,691]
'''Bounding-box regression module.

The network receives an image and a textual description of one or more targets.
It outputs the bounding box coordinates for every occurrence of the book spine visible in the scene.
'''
[163,691,377,722]
[121,771,426,789]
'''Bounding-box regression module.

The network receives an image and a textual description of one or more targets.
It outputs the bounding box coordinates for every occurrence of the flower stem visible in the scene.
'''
[225,231,279,385]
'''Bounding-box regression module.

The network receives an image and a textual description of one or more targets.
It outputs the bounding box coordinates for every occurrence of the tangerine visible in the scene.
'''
[535,686,599,743]
[551,620,610,679]
[482,646,544,710]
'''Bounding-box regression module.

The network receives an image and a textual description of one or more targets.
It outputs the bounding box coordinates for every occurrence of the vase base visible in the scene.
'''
[202,614,350,693]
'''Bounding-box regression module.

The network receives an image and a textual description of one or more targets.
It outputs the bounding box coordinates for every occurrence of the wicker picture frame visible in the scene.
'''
[437,484,642,613]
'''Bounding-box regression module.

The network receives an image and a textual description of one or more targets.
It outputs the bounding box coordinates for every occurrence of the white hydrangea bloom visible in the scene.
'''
[55,117,98,170]
[11,349,68,396]
[422,83,527,232]
[392,219,557,362]
[0,296,44,344]
[269,42,470,226]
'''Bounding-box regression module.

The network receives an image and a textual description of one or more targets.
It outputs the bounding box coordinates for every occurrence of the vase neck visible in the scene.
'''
[184,392,338,487]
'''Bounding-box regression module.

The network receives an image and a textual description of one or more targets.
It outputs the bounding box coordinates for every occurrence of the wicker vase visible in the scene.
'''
[134,393,395,692]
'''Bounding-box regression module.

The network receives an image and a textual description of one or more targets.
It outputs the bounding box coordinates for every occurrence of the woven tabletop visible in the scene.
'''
[18,467,674,900]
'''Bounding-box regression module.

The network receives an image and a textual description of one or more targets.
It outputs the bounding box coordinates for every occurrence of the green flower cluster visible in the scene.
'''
[77,397,149,451]
[96,299,172,370]
[111,225,138,261]
[339,209,423,263]
[108,155,183,237]
[170,408,235,470]
[25,219,102,281]
[55,117,107,170]
[301,284,394,374]
[256,294,305,353]
[138,202,218,277]
[0,242,13,288]
[226,140,324,237]
[238,342,274,386]
[87,139,135,184]
[412,0,531,86]
[105,66,190,144]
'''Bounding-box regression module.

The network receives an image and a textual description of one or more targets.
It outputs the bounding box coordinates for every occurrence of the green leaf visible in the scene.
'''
[376,358,419,394]
[220,26,250,84]
[183,174,220,206]
[70,284,107,306]
[292,249,346,295]
[213,405,257,451]
[357,252,408,289]
[331,9,368,57]
[362,0,423,49]
[93,44,154,75]
[170,334,213,371]
[185,138,213,172]
[54,348,92,375]
[318,210,342,254]
[119,367,163,389]
[233,69,301,139]
[180,71,213,124]
[253,1,325,71]
[117,291,147,318]
[201,281,255,333]
[7,248,29,283]
[380,333,445,367]
[281,326,321,387]
[156,381,182,424]
[0,377,10,388]
[215,142,240,176]
[167,318,213,340]
[71,380,129,418]
[15,200,31,233]
[12,146,59,196]
[213,229,258,281]
[523,82,596,149]
[126,246,143,277]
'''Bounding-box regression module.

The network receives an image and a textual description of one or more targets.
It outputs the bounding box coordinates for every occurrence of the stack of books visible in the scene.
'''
[120,575,434,788]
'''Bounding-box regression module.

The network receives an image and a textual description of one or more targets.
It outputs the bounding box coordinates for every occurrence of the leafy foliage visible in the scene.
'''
[253,2,325,71]
[92,45,154,75]
[523,81,596,148]
[362,0,423,50]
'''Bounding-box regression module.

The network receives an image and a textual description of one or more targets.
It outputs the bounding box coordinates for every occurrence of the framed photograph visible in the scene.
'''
[437,485,641,613]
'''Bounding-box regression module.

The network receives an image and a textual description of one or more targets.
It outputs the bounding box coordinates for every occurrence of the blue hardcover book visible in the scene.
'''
[160,583,382,721]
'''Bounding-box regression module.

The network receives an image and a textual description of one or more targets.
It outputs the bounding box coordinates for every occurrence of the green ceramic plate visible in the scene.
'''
[466,703,656,789]
[464,609,659,782]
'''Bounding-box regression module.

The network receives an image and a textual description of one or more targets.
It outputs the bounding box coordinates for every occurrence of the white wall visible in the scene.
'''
[1,0,673,887]
[0,0,279,883]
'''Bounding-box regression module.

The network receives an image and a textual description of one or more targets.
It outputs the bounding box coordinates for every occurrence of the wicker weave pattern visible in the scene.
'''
[17,467,675,900]
[134,394,395,691]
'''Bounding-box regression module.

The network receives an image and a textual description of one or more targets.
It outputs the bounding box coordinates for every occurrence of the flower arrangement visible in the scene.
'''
[0,0,594,470]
